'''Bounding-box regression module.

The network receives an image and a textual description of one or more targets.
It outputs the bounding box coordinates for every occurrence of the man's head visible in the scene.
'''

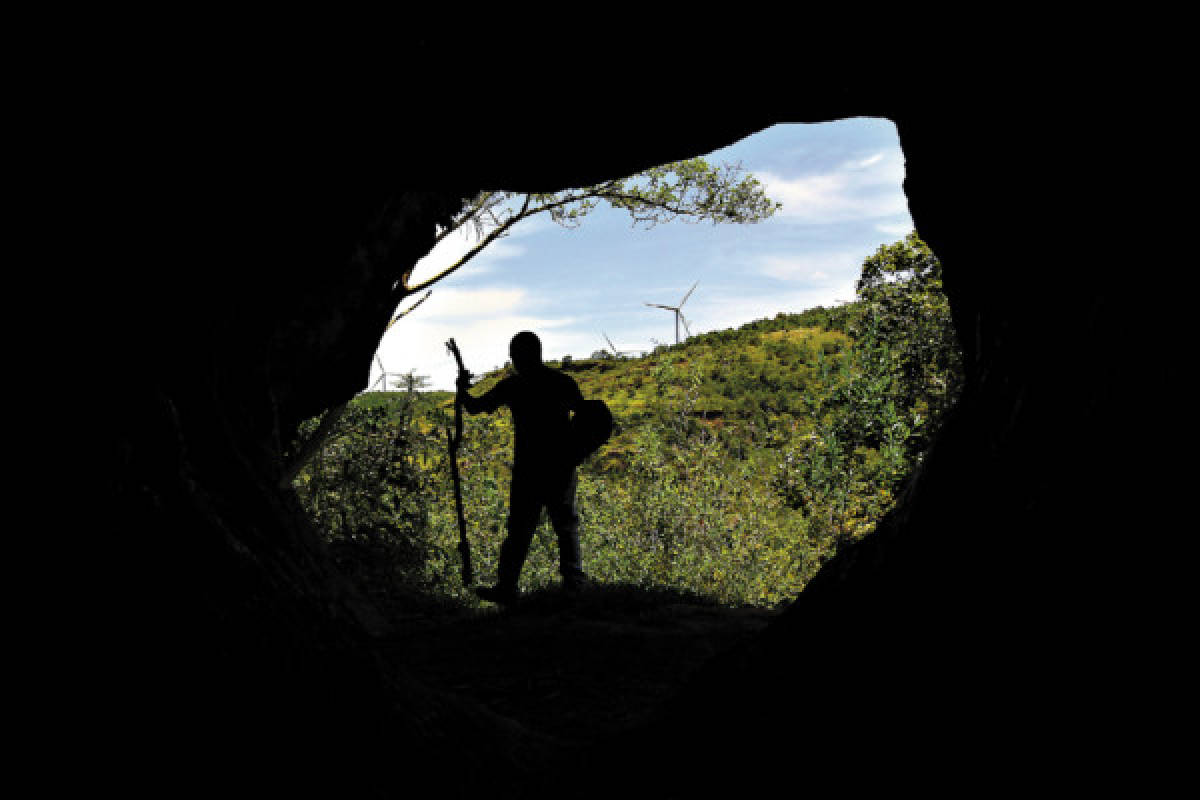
[509,331,543,374]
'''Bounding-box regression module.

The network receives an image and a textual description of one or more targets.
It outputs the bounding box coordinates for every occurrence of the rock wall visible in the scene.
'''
[93,45,1157,797]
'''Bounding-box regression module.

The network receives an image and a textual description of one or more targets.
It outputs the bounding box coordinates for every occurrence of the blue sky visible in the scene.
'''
[369,118,914,391]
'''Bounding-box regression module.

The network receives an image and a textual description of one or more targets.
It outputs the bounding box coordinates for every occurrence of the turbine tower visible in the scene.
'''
[645,281,698,345]
[369,354,400,391]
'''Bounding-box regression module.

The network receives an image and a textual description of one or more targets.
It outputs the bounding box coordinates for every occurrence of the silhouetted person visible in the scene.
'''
[458,331,588,604]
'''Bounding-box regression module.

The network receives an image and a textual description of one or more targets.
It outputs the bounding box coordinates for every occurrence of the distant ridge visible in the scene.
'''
[358,303,863,422]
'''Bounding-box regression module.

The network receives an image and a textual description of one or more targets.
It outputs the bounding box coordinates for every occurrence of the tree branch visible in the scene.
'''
[405,193,533,295]
[279,401,349,489]
[432,192,499,248]
[386,289,432,330]
[397,163,776,298]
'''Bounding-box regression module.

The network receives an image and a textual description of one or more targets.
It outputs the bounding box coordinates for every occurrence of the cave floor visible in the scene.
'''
[373,585,779,744]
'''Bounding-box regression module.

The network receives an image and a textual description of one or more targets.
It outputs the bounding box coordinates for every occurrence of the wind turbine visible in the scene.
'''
[645,281,698,345]
[602,332,638,359]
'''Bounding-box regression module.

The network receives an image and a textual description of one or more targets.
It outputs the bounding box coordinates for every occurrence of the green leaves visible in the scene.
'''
[602,158,780,229]
[850,232,963,459]
[772,233,964,547]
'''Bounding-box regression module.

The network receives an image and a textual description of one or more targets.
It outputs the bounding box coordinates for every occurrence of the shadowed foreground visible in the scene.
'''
[376,585,777,744]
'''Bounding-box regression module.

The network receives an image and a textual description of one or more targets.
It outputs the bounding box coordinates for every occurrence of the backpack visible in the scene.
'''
[570,399,614,466]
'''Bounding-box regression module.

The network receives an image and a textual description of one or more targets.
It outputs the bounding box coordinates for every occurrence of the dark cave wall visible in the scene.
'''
[96,51,1154,795]
[597,109,1142,795]
[104,107,831,795]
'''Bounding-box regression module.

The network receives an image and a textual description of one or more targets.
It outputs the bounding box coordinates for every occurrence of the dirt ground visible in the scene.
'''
[375,585,779,743]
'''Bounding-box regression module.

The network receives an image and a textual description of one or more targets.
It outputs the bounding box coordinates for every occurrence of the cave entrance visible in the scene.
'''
[290,117,955,606]
[283,119,962,742]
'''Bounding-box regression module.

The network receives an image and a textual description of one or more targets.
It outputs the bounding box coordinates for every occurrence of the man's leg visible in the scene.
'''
[545,470,586,588]
[495,474,542,592]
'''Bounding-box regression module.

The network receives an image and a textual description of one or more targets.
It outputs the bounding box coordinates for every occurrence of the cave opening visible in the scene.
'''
[277,120,966,745]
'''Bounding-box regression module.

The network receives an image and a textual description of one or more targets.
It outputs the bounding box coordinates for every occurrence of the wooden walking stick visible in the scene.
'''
[445,338,474,587]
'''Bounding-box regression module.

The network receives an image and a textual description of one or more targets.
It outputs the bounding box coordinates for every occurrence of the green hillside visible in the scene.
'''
[294,233,962,613]
[353,306,864,489]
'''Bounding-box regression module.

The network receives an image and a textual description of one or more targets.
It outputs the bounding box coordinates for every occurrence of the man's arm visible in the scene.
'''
[457,374,507,415]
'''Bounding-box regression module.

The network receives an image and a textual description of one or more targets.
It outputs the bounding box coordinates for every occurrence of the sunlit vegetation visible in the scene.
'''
[290,234,962,613]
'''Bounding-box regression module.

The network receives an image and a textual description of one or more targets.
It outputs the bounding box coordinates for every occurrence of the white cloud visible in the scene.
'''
[875,220,914,237]
[758,251,868,283]
[847,152,884,169]
[757,150,910,224]
[369,284,586,391]
[373,316,577,392]
[406,212,551,288]
[416,286,529,319]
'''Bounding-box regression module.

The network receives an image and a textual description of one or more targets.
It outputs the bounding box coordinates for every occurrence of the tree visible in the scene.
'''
[391,370,431,392]
[392,158,781,297]
[849,231,963,457]
[291,402,443,605]
[773,233,964,542]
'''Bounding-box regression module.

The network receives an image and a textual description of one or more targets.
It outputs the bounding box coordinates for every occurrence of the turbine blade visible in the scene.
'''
[679,280,698,307]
